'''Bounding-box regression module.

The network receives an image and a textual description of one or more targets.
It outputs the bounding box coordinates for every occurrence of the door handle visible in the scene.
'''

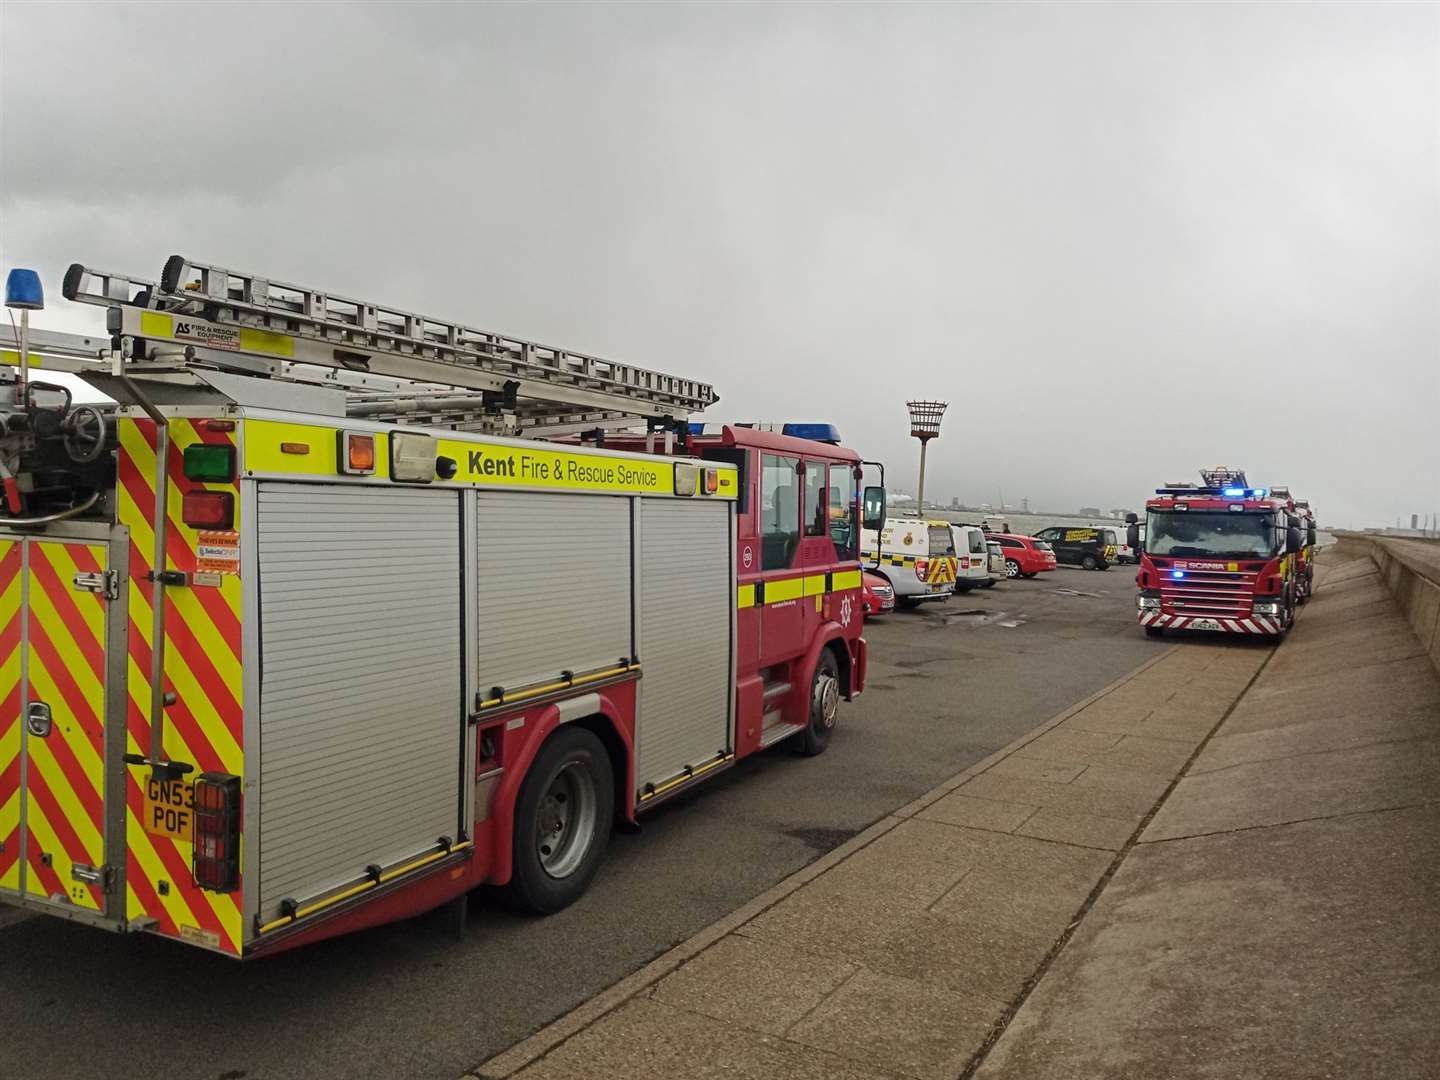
[26,702,52,738]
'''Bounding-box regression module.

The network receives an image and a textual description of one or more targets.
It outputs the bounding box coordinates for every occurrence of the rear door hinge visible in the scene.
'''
[73,569,119,600]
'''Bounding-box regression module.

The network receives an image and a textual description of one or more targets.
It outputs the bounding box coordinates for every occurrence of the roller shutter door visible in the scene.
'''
[256,483,462,919]
[473,492,632,694]
[637,499,732,789]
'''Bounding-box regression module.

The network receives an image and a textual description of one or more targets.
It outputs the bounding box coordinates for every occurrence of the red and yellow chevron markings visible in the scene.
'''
[23,540,109,910]
[118,417,244,954]
[0,540,20,894]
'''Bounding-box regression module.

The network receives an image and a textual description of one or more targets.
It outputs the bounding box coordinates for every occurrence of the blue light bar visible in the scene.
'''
[1251,487,1268,498]
[1222,487,1245,498]
[1172,570,1186,578]
[781,423,842,444]
[4,268,43,310]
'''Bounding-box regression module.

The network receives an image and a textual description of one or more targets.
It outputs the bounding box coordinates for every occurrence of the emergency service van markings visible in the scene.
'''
[118,418,244,954]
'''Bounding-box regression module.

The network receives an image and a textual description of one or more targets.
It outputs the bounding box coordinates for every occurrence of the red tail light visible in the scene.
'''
[192,772,241,893]
[182,490,234,529]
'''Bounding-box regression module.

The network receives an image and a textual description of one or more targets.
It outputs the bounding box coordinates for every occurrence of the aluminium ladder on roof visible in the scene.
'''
[60,256,719,433]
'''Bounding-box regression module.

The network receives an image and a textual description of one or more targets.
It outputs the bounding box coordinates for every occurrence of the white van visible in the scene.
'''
[950,524,992,593]
[1094,524,1134,564]
[862,517,958,608]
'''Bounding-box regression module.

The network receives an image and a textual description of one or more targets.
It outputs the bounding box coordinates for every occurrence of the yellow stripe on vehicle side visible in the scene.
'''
[832,569,863,592]
[802,574,826,597]
[1,350,44,369]
[737,583,756,609]
[765,576,805,603]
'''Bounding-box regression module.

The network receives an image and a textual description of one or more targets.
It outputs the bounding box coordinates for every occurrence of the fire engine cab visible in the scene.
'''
[1129,467,1309,641]
[0,256,880,957]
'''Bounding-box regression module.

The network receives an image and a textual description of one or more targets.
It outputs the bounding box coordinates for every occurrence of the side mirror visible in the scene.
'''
[1286,526,1302,554]
[1124,512,1138,524]
[1126,523,1140,551]
[862,486,886,531]
[1306,524,1317,547]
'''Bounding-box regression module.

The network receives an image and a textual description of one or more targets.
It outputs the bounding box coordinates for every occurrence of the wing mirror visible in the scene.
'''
[862,486,886,531]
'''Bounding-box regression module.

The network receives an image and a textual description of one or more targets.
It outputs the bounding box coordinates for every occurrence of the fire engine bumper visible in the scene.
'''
[1138,610,1284,635]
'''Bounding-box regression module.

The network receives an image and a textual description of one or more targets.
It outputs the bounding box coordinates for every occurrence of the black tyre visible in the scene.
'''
[1145,626,1164,638]
[1081,554,1098,570]
[1005,559,1021,579]
[955,582,973,594]
[979,579,996,589]
[507,726,614,914]
[1021,571,1037,579]
[897,596,920,610]
[791,648,840,757]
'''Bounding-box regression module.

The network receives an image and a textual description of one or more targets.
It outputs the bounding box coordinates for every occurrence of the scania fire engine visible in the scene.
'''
[1129,467,1312,640]
[0,256,882,958]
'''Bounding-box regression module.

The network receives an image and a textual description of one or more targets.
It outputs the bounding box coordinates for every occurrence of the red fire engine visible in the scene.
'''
[0,257,883,957]
[1129,467,1310,641]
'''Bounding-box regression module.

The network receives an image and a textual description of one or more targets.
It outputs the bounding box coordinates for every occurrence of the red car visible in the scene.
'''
[862,571,896,616]
[989,533,1057,579]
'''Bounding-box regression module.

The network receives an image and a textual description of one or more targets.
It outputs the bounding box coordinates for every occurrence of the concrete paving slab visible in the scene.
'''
[1145,736,1440,841]
[927,846,1111,927]
[958,771,1158,820]
[787,968,998,1080]
[1262,623,1427,677]
[1015,730,1197,775]
[649,935,857,1038]
[974,805,1440,1080]
[1226,655,1440,730]
[1016,809,1138,851]
[1193,708,1440,774]
[982,753,1087,784]
[510,997,896,1080]
[917,791,1040,833]
[1071,762,1174,801]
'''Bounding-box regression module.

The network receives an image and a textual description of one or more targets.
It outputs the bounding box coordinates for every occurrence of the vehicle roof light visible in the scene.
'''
[1223,487,1245,498]
[4,268,43,310]
[780,423,842,444]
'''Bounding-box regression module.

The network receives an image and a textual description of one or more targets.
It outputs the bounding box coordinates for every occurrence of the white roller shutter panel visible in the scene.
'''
[473,492,632,694]
[256,483,462,919]
[637,499,733,790]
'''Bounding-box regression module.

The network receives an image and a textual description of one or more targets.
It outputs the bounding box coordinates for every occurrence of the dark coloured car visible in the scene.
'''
[1033,526,1117,571]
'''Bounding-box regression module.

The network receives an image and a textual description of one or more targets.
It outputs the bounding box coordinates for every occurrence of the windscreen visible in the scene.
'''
[1147,511,1275,558]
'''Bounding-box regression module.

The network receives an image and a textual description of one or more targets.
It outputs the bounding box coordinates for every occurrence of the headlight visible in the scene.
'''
[1138,596,1161,609]
[1252,601,1280,615]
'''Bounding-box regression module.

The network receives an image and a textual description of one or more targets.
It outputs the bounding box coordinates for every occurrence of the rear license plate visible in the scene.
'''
[143,777,195,841]
[1189,618,1224,632]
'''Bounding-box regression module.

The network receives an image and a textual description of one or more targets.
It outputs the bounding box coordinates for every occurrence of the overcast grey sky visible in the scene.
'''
[2,2,1436,527]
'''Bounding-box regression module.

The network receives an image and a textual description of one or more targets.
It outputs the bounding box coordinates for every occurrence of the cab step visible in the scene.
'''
[761,680,792,705]
[759,713,806,749]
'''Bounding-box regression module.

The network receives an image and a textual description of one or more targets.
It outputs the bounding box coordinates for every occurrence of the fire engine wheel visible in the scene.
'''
[1005,559,1021,579]
[791,650,840,757]
[507,726,614,915]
